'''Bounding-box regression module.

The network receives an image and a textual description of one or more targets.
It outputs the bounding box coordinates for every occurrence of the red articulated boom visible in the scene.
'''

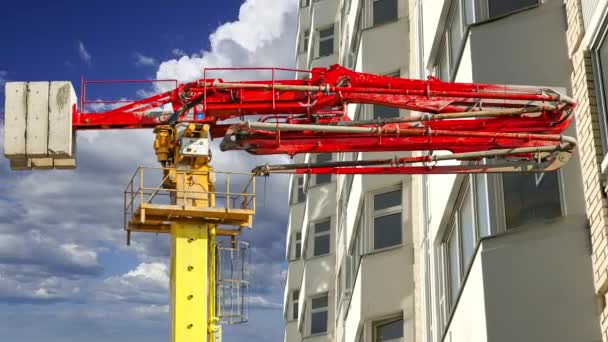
[75,65,577,175]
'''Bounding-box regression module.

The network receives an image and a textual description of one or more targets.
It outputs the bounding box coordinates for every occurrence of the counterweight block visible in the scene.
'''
[3,81,77,170]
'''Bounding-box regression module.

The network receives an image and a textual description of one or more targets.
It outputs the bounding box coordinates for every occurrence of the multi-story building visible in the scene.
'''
[284,1,603,342]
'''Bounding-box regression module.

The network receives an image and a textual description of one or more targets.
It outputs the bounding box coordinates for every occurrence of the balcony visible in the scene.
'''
[442,219,599,341]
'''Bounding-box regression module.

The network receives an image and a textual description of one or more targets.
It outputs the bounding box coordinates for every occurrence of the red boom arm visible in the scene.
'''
[74,65,577,174]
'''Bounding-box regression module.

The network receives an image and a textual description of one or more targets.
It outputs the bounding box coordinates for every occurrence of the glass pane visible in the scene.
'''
[373,0,398,26]
[319,39,334,57]
[295,241,302,259]
[447,225,460,306]
[377,319,403,341]
[374,213,402,250]
[449,1,462,66]
[488,0,537,19]
[293,302,299,319]
[374,190,401,211]
[439,50,450,81]
[316,153,332,163]
[502,172,561,229]
[475,174,490,238]
[317,173,331,184]
[345,256,352,289]
[311,311,328,334]
[319,26,334,38]
[311,294,328,309]
[460,190,475,269]
[293,290,300,300]
[315,221,330,233]
[314,234,330,256]
[600,32,608,108]
[373,104,400,119]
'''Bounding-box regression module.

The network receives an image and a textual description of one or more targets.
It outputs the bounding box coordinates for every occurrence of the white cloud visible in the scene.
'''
[78,41,92,65]
[171,48,186,57]
[134,52,157,66]
[97,262,169,304]
[156,0,298,85]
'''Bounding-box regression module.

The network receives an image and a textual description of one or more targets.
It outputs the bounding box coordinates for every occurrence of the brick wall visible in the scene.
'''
[566,0,608,340]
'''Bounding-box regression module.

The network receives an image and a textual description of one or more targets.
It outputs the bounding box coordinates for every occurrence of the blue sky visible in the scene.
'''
[0,1,297,341]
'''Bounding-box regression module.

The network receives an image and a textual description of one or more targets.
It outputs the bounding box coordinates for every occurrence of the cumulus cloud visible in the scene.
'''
[134,53,157,67]
[0,1,297,341]
[97,262,169,304]
[78,41,92,65]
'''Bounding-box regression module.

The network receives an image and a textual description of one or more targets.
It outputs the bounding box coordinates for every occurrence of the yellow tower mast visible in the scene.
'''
[124,123,255,342]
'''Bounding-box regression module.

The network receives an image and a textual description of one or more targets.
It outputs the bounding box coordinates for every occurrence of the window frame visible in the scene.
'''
[479,0,540,22]
[317,24,335,58]
[591,15,608,152]
[372,314,404,342]
[309,292,329,336]
[292,289,300,320]
[311,219,332,257]
[371,0,399,27]
[294,232,302,260]
[314,153,333,185]
[368,185,403,252]
[300,0,310,8]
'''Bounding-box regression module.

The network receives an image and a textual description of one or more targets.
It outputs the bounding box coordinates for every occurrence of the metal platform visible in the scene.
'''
[124,167,256,235]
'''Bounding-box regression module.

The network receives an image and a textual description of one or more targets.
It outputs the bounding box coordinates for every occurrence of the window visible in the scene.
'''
[315,153,332,185]
[594,19,608,150]
[313,220,331,256]
[446,223,460,306]
[300,0,310,8]
[293,176,306,203]
[373,0,398,26]
[448,0,463,65]
[442,177,481,308]
[502,172,561,229]
[300,29,310,54]
[318,25,334,57]
[294,232,302,259]
[292,290,300,320]
[310,293,329,335]
[374,316,404,342]
[350,218,364,288]
[372,188,402,250]
[487,0,538,19]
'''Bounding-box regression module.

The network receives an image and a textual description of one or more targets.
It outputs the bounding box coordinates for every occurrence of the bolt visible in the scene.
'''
[187,294,194,300]
[187,324,193,329]
[188,237,196,243]
[187,265,194,271]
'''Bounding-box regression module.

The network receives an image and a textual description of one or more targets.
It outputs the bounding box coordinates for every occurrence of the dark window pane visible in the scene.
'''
[293,302,299,319]
[374,190,401,211]
[311,294,328,308]
[295,241,302,259]
[316,153,332,163]
[293,290,300,300]
[314,234,330,256]
[502,172,561,229]
[377,319,403,341]
[315,221,331,233]
[449,1,462,64]
[488,0,538,19]
[374,213,402,250]
[319,39,333,57]
[373,104,400,119]
[311,311,328,334]
[373,0,398,26]
[317,173,331,184]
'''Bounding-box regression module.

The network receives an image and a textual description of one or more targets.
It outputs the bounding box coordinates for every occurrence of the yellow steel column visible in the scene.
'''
[170,222,208,342]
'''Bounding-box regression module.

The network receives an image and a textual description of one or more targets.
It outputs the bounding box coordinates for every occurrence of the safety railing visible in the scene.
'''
[123,166,256,231]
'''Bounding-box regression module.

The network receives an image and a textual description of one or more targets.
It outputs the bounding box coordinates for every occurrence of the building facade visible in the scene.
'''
[284,1,602,342]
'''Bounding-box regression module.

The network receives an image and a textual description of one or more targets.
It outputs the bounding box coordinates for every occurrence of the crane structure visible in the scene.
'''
[2,65,577,342]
